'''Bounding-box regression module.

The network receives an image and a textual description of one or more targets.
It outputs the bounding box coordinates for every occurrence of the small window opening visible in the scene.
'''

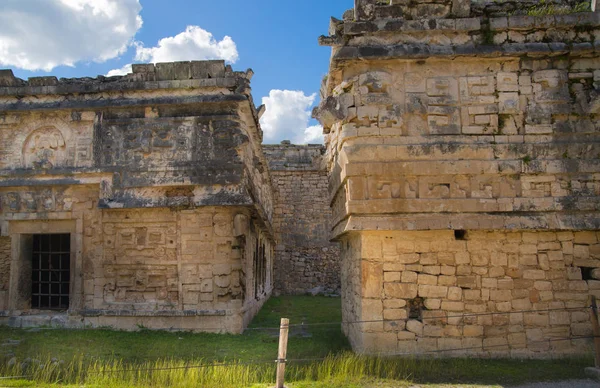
[581,267,595,281]
[454,230,467,240]
[408,297,425,321]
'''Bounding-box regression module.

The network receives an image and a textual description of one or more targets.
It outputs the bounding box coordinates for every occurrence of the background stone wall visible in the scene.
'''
[263,144,340,295]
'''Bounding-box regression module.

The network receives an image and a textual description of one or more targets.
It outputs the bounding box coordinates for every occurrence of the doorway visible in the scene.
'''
[31,234,70,310]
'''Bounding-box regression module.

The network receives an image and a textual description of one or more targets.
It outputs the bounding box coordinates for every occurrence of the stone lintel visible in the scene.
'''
[331,213,600,239]
[333,42,596,62]
[0,171,110,184]
[330,11,599,42]
[0,93,249,112]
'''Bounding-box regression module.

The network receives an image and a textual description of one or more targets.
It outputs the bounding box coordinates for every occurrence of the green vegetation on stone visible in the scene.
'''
[526,0,591,16]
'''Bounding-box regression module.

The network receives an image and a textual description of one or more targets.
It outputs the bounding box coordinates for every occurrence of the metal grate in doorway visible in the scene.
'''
[31,234,70,310]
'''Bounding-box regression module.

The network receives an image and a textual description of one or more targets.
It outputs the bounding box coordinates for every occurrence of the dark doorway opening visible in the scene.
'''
[253,237,267,300]
[31,234,70,310]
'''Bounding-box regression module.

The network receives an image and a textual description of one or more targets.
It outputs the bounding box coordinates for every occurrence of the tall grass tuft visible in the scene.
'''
[0,352,593,387]
[526,0,591,16]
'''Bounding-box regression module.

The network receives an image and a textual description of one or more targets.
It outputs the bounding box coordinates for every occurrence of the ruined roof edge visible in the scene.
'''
[0,60,254,95]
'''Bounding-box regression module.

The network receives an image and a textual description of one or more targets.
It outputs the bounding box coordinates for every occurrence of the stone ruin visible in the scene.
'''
[263,143,341,296]
[314,0,600,355]
[0,0,599,359]
[0,61,275,333]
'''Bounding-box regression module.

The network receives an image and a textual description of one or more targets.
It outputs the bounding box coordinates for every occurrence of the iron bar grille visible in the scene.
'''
[31,234,70,310]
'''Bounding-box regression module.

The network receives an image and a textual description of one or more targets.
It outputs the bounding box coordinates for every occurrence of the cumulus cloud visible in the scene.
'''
[0,0,142,71]
[106,26,239,77]
[134,26,239,64]
[260,90,324,144]
[106,63,132,77]
[303,125,326,144]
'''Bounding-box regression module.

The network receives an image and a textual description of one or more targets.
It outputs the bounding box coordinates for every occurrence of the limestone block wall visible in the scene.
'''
[344,230,600,356]
[340,234,363,345]
[0,60,275,333]
[80,207,272,332]
[316,0,600,356]
[0,237,11,310]
[264,144,340,295]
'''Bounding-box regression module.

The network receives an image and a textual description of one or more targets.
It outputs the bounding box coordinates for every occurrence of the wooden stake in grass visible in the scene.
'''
[276,318,289,388]
[590,296,600,368]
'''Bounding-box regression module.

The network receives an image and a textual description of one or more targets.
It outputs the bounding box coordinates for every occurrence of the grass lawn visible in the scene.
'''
[0,296,594,387]
[0,296,348,364]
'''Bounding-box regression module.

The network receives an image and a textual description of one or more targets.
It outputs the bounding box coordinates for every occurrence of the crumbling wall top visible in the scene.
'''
[0,61,254,97]
[263,142,326,171]
[350,0,593,21]
[352,0,471,21]
[318,0,600,100]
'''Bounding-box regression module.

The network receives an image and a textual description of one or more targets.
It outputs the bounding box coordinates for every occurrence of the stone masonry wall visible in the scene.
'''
[264,144,341,295]
[316,0,600,356]
[0,61,275,333]
[80,207,271,332]
[0,237,10,310]
[345,230,600,356]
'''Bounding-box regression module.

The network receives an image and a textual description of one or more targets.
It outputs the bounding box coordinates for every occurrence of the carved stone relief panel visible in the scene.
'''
[426,77,461,135]
[357,71,393,106]
[347,175,522,203]
[459,75,499,135]
[533,70,569,103]
[103,264,178,306]
[103,221,178,264]
[0,114,93,170]
[101,119,195,167]
[365,176,418,200]
[22,127,67,169]
[405,74,464,135]
[0,186,92,213]
[102,218,179,307]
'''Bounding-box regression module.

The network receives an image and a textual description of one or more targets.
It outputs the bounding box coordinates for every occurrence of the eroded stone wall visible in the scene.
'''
[78,207,272,332]
[0,237,11,310]
[0,61,275,333]
[344,230,599,355]
[264,144,340,295]
[316,0,600,356]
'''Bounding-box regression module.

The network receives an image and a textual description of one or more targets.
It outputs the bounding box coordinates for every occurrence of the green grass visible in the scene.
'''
[0,296,348,364]
[0,296,594,387]
[526,0,591,16]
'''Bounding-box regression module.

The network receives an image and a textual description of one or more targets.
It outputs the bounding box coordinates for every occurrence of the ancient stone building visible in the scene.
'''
[1,0,600,360]
[0,61,275,333]
[264,143,340,295]
[315,0,600,355]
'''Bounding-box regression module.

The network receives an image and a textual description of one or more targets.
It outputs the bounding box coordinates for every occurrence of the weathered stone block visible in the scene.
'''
[385,283,418,299]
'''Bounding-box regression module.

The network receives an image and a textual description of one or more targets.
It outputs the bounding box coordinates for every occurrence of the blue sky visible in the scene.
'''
[1,0,352,144]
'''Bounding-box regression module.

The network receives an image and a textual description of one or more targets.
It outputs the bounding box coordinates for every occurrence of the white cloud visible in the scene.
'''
[134,26,238,64]
[302,125,325,144]
[260,90,324,144]
[0,0,142,71]
[106,64,132,77]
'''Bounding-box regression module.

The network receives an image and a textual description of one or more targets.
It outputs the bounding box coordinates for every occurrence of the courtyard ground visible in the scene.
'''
[0,296,596,387]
